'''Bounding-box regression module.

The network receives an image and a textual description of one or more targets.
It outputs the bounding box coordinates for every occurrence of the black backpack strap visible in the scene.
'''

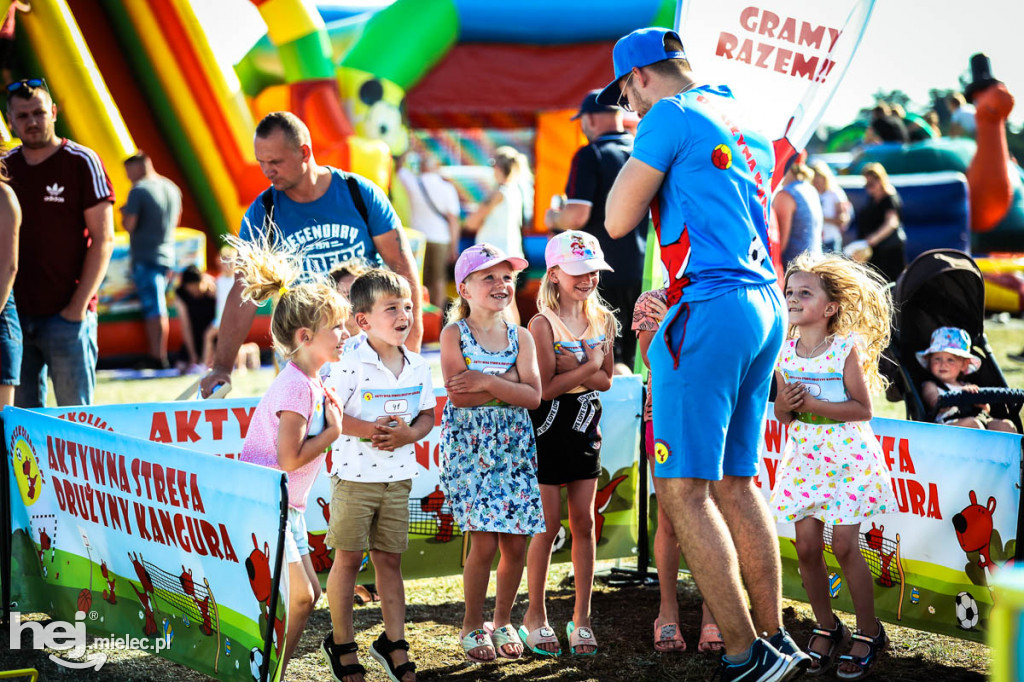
[259,187,276,246]
[343,172,370,227]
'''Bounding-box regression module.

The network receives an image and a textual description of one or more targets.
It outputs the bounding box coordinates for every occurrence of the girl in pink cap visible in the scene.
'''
[521,230,619,657]
[440,243,545,663]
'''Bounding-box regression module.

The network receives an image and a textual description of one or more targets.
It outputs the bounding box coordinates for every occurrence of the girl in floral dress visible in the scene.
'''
[439,243,545,663]
[770,253,898,680]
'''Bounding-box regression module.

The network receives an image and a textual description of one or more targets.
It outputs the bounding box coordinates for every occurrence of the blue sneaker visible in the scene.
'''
[769,626,811,677]
[717,637,802,682]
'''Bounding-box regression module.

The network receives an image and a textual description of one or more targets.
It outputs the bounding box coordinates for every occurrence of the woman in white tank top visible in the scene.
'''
[465,146,527,258]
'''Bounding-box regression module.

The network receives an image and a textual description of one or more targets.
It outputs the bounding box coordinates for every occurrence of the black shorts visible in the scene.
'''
[531,391,602,485]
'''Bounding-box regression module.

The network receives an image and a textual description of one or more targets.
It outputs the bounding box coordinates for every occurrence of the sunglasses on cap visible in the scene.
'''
[5,78,48,95]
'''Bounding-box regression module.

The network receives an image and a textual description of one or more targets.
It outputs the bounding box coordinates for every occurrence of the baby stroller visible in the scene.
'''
[886,249,1023,432]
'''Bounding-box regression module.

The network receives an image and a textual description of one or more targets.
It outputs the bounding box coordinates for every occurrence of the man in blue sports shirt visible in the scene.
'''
[603,28,808,682]
[201,111,422,397]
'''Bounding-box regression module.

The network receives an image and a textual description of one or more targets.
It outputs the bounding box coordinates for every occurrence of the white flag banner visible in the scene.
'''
[676,0,876,183]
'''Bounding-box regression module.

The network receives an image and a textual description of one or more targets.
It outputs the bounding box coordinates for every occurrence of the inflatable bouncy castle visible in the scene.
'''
[832,56,1024,312]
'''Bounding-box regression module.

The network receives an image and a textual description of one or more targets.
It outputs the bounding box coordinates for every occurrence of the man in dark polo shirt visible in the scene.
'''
[5,79,115,407]
[545,90,646,369]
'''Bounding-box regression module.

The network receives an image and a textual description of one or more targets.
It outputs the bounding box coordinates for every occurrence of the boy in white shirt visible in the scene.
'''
[321,269,435,682]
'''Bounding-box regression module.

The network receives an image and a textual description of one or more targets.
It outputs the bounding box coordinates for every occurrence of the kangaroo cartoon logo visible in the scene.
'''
[658,225,693,301]
[246,534,284,655]
[952,490,1013,586]
[594,475,628,542]
[420,485,455,543]
[128,551,158,637]
[37,527,52,565]
[307,498,334,572]
[653,440,670,465]
[11,425,42,506]
[864,522,895,587]
[179,566,213,636]
[101,561,117,604]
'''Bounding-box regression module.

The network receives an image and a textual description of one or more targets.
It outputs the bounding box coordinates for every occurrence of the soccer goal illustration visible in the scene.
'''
[143,559,222,673]
[824,523,906,620]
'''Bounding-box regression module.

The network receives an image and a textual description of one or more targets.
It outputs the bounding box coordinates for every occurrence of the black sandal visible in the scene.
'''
[321,633,366,682]
[369,631,417,682]
[836,619,889,680]
[805,616,851,675]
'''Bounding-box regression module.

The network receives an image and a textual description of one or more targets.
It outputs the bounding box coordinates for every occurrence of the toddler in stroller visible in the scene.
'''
[917,326,1016,432]
[885,249,1023,433]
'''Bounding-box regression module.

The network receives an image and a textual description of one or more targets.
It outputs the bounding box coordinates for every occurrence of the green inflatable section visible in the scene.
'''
[98,0,230,243]
[339,0,459,89]
[652,0,677,28]
[280,30,336,83]
[846,138,978,175]
[850,139,1024,253]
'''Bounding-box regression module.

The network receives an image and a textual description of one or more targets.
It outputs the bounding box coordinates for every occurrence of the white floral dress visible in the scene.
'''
[769,334,897,525]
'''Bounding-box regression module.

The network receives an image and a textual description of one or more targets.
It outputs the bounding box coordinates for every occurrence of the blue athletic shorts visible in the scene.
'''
[0,293,22,386]
[650,282,784,480]
[132,261,169,320]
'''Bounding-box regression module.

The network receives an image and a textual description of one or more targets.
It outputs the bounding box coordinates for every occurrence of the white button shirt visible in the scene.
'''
[323,340,436,482]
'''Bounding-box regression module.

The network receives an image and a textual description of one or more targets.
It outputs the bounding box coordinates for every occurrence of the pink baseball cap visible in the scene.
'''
[454,243,529,285]
[544,230,613,276]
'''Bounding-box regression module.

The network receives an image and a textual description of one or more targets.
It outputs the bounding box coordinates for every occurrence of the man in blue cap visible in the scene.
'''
[603,28,809,682]
[545,90,645,369]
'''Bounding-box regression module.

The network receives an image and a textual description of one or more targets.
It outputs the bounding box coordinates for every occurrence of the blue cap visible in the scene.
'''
[596,28,687,105]
[571,90,620,120]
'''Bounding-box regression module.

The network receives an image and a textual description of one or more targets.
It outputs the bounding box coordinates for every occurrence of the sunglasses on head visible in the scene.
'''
[5,78,48,95]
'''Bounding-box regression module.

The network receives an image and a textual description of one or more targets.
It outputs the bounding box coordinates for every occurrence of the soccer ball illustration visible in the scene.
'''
[748,236,767,266]
[249,647,264,680]
[954,591,979,630]
[551,525,568,553]
[711,144,732,170]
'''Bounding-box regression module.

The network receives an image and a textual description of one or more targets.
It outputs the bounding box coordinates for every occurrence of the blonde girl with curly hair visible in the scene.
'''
[769,253,898,680]
[232,231,349,679]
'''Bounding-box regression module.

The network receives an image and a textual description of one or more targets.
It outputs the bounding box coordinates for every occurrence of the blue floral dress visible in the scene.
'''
[439,320,545,535]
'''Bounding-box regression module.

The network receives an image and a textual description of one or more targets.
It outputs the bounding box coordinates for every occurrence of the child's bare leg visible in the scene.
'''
[523,484,562,653]
[794,518,838,657]
[493,534,527,656]
[326,550,364,681]
[651,470,681,628]
[371,549,414,682]
[567,478,598,653]
[281,556,320,677]
[952,417,983,429]
[461,532,498,661]
[833,524,882,675]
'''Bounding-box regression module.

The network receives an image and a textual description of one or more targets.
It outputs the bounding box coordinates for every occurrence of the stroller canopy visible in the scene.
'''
[894,249,986,359]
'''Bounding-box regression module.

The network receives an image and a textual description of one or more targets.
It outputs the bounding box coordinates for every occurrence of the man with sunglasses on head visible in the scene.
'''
[603,29,803,682]
[4,78,114,407]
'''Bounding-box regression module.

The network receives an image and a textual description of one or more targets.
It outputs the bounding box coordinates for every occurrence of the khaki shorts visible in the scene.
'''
[326,478,412,554]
